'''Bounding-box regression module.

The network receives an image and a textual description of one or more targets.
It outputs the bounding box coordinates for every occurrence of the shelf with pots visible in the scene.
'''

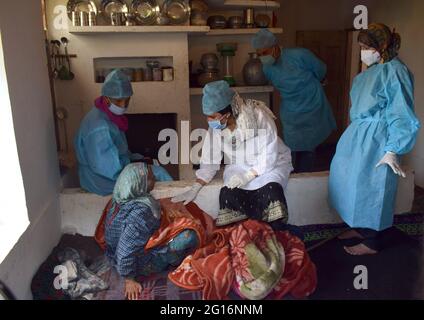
[68,25,282,36]
[190,85,273,95]
[68,25,210,34]
[208,0,280,9]
[204,27,282,36]
[93,57,175,83]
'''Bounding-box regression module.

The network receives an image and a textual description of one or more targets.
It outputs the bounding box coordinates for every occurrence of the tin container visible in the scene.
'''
[88,12,97,26]
[153,67,163,81]
[162,67,174,82]
[133,69,144,82]
[72,11,81,26]
[243,8,255,28]
[111,12,126,26]
[80,11,89,26]
[144,67,153,81]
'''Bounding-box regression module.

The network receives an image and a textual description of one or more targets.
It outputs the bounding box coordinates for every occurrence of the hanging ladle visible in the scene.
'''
[59,37,75,80]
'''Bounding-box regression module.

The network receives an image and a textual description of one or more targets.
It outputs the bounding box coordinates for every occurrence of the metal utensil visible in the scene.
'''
[50,40,59,79]
[243,8,255,28]
[228,16,243,28]
[163,0,190,25]
[131,0,160,26]
[59,37,75,80]
[101,0,129,25]
[67,0,98,20]
[207,15,226,29]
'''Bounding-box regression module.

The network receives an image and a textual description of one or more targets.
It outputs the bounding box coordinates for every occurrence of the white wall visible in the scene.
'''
[46,0,194,180]
[0,1,62,299]
[368,0,424,187]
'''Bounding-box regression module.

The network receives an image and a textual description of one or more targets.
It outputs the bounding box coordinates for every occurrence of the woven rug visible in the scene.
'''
[302,213,424,249]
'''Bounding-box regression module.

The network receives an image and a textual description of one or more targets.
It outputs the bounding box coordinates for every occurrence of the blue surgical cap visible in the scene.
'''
[251,29,278,50]
[202,81,235,116]
[102,69,134,99]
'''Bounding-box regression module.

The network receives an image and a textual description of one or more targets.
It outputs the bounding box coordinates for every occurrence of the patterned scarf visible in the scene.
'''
[358,23,401,62]
[112,163,161,219]
[224,92,277,147]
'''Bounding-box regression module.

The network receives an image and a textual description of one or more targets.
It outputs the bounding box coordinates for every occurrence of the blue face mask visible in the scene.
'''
[259,55,276,66]
[109,103,127,115]
[208,115,228,130]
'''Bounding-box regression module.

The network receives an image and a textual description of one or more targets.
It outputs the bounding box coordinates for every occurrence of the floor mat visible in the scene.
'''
[31,213,424,300]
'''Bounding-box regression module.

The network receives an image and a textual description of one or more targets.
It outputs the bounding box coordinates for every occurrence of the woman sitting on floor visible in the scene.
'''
[104,163,198,300]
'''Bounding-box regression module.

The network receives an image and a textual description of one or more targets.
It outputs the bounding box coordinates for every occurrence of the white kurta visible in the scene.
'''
[196,106,293,190]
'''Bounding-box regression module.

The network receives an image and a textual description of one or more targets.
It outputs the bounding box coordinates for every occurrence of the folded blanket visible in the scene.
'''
[169,216,317,300]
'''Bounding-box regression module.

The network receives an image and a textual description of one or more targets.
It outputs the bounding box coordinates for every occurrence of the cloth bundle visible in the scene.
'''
[57,248,110,300]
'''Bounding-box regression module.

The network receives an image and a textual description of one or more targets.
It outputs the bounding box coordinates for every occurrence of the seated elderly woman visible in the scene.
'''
[104,162,198,300]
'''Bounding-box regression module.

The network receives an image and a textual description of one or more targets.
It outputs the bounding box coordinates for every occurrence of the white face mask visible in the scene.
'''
[109,103,127,115]
[361,49,381,66]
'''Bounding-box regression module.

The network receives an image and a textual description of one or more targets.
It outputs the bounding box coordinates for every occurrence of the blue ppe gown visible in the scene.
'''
[74,108,173,196]
[263,48,337,152]
[329,58,420,231]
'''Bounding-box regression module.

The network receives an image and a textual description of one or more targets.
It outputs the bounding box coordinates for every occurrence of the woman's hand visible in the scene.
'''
[124,278,142,300]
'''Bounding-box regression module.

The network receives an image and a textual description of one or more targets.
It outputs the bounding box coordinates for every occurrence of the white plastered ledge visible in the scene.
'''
[60,170,415,237]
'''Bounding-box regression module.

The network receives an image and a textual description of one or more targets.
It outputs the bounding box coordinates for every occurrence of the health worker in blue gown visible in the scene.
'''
[74,69,173,196]
[329,23,420,255]
[252,29,337,173]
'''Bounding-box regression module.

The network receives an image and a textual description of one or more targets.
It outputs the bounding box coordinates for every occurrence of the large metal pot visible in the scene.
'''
[200,53,219,70]
[197,69,220,87]
[242,52,268,86]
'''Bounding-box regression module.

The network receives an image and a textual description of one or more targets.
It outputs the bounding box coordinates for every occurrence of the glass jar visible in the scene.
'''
[153,67,163,81]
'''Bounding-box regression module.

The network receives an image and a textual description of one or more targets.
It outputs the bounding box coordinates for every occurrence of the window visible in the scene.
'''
[0,31,30,264]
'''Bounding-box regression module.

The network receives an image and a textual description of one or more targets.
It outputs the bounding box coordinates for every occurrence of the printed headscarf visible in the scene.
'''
[358,23,401,62]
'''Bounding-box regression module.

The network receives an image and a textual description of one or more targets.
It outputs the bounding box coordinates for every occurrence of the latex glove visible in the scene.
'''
[171,182,203,205]
[376,152,406,178]
[226,170,257,189]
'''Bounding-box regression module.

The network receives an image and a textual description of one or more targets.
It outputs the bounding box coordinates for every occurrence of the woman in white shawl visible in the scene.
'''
[172,80,293,230]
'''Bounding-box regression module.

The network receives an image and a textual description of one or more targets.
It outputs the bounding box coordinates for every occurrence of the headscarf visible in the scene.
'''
[202,80,235,115]
[112,163,161,219]
[222,92,277,148]
[358,23,401,62]
[251,29,278,50]
[95,96,128,131]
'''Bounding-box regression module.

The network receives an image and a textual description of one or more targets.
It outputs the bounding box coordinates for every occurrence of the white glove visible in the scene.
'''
[171,182,203,205]
[226,170,257,189]
[376,152,406,178]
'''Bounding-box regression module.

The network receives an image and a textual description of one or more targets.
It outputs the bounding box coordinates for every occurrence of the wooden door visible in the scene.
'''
[296,30,349,144]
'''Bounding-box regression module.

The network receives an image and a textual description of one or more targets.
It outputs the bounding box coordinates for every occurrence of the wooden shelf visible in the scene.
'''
[190,85,273,95]
[207,0,280,9]
[68,25,210,34]
[205,27,283,36]
[69,26,283,36]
